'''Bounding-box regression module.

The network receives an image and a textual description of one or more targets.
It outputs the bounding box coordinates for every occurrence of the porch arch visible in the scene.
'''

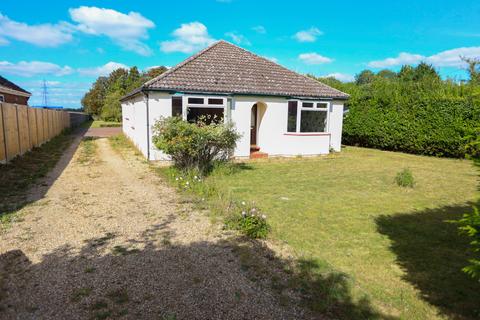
[250,101,267,149]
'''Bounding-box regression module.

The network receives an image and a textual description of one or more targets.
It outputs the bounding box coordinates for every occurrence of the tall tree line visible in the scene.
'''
[81,66,167,121]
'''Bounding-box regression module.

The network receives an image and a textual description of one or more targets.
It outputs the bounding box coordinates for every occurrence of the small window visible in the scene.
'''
[287,101,298,132]
[302,102,314,108]
[0,95,4,102]
[172,96,182,117]
[188,97,204,104]
[300,110,327,132]
[316,102,328,109]
[208,98,224,105]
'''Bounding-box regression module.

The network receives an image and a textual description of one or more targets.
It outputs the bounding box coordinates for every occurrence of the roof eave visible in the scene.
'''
[133,87,349,100]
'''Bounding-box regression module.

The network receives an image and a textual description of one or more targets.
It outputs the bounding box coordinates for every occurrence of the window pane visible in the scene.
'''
[316,102,328,109]
[300,110,327,132]
[287,101,298,132]
[302,102,314,108]
[188,97,204,104]
[172,97,182,117]
[187,107,224,124]
[208,98,224,105]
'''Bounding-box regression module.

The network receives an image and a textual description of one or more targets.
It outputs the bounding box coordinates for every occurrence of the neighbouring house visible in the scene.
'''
[0,75,31,105]
[120,40,349,160]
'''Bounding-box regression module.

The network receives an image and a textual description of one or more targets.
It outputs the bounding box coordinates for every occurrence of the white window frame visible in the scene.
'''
[287,100,330,133]
[181,95,228,123]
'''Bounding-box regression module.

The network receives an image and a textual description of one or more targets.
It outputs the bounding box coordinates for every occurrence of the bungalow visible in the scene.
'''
[0,75,31,105]
[120,40,349,160]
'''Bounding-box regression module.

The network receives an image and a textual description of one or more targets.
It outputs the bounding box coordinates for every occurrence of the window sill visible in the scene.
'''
[284,132,330,136]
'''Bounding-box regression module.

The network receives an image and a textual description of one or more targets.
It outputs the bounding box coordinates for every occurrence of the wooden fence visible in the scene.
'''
[0,103,70,163]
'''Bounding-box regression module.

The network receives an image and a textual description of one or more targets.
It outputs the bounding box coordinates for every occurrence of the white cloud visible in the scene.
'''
[160,22,216,54]
[321,73,355,82]
[367,47,480,68]
[69,6,154,56]
[0,61,73,77]
[78,61,128,77]
[225,32,251,45]
[264,56,279,63]
[294,27,323,42]
[367,52,424,68]
[252,25,266,34]
[427,47,480,67]
[299,52,333,65]
[0,13,73,47]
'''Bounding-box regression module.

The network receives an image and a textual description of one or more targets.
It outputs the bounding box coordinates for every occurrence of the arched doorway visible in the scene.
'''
[250,101,267,150]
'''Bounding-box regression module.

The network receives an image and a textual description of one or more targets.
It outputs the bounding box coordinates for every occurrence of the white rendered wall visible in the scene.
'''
[121,94,148,158]
[231,96,344,157]
[123,92,344,160]
[147,91,172,160]
[328,101,344,151]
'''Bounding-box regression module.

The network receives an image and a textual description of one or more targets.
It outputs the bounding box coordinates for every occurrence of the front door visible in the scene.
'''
[250,104,257,145]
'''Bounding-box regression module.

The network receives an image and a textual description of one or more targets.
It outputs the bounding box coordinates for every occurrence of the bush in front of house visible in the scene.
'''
[225,202,270,239]
[152,117,240,174]
[395,168,415,188]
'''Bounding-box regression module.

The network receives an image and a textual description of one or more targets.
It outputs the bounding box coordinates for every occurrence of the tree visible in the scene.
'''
[398,65,416,81]
[81,65,168,120]
[377,69,397,80]
[355,70,375,85]
[81,76,109,117]
[413,62,440,81]
[144,66,168,80]
[462,56,480,85]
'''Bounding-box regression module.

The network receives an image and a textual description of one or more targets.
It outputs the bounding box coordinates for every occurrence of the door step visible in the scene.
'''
[250,151,268,159]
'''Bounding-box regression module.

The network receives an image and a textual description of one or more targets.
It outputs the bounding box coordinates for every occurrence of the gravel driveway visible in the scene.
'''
[0,134,305,320]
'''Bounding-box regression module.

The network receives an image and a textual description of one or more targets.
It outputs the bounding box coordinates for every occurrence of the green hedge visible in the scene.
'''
[342,81,480,158]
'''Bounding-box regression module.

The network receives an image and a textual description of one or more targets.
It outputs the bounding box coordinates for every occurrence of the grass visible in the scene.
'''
[0,130,74,220]
[90,120,122,128]
[77,137,98,164]
[159,147,480,319]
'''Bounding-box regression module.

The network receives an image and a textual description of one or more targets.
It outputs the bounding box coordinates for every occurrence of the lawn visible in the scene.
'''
[197,147,480,319]
[90,120,122,128]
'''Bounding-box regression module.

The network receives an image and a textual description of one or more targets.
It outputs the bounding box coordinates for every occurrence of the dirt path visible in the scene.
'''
[0,135,305,320]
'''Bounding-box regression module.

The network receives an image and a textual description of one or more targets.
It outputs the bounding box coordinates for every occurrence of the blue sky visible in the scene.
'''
[1,0,480,108]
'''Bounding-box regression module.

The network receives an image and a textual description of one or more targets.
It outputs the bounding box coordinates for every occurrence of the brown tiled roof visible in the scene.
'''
[0,75,31,95]
[128,40,348,100]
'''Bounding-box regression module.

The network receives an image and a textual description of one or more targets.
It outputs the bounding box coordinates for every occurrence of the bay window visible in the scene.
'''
[287,100,329,133]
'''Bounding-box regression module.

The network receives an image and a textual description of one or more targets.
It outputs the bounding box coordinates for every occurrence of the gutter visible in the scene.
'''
[144,90,150,161]
[120,86,349,103]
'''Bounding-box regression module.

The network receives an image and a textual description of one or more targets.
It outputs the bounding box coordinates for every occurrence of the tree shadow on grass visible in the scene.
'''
[376,203,480,320]
[0,224,395,319]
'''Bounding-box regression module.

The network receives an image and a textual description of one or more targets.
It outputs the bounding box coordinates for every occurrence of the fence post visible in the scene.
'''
[1,103,7,163]
[14,104,22,155]
[26,105,31,149]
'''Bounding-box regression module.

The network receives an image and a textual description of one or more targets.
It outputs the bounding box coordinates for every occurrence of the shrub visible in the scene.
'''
[395,168,415,188]
[225,202,270,239]
[340,77,480,158]
[455,127,480,279]
[152,117,240,174]
[455,207,480,279]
